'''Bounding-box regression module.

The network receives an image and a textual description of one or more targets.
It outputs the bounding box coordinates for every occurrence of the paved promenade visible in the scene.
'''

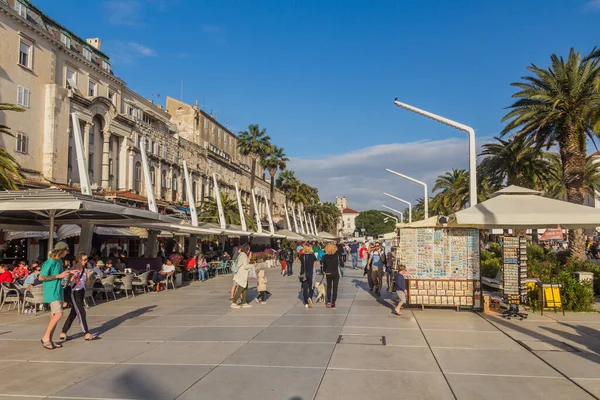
[1,266,600,399]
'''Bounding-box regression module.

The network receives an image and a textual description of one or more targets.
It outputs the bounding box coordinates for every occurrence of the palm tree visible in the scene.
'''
[260,145,289,214]
[0,103,25,190]
[198,192,255,229]
[501,49,600,261]
[237,124,271,217]
[544,153,600,201]
[275,169,297,206]
[479,136,550,188]
[431,169,470,214]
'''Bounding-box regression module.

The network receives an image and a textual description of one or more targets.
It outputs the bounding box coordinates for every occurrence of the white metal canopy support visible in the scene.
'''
[284,203,292,231]
[380,211,399,224]
[70,113,91,196]
[305,212,313,236]
[212,173,227,230]
[386,168,428,219]
[383,192,412,223]
[393,99,477,207]
[311,215,318,237]
[262,191,275,235]
[234,182,248,231]
[139,137,158,213]
[183,161,198,227]
[382,204,404,223]
[298,206,305,234]
[251,188,262,233]
[291,205,299,233]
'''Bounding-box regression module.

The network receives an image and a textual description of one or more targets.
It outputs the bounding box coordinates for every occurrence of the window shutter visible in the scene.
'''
[24,88,30,108]
[17,86,23,106]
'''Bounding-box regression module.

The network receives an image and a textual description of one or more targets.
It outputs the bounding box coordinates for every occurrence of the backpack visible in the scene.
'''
[231,259,239,274]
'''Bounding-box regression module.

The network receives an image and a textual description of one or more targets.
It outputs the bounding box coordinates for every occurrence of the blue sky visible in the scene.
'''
[35,0,599,210]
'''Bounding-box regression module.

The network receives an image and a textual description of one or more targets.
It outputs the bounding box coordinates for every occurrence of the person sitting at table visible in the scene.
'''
[103,259,116,275]
[22,262,42,290]
[11,260,29,283]
[198,255,209,282]
[114,257,126,272]
[186,255,198,281]
[152,259,176,291]
[0,264,14,283]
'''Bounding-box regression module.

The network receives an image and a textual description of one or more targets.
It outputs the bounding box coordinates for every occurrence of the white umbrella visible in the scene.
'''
[448,185,600,229]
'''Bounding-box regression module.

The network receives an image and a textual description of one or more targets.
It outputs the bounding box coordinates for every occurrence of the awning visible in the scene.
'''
[317,231,338,240]
[57,224,140,240]
[128,227,174,239]
[4,231,57,241]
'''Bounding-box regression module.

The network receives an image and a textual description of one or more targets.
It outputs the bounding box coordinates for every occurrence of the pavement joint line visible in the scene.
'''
[123,362,219,366]
[443,372,565,379]
[22,360,118,365]
[219,363,325,369]
[0,394,47,398]
[326,367,442,374]
[428,346,523,350]
[412,309,458,400]
[475,311,600,400]
[46,396,136,400]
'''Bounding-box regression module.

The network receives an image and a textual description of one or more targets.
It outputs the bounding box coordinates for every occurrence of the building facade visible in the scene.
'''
[335,197,360,236]
[0,0,285,222]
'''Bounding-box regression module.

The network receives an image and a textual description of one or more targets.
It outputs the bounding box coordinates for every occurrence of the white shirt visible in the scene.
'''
[162,264,175,273]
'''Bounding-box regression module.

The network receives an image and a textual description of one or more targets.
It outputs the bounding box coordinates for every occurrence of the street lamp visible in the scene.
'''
[380,211,398,224]
[382,205,404,223]
[386,168,428,219]
[383,192,412,223]
[393,98,477,207]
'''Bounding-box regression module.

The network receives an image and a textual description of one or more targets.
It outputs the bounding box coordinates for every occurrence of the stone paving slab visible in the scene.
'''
[328,344,439,372]
[252,326,342,343]
[52,364,213,400]
[223,342,335,367]
[315,369,454,400]
[124,341,245,365]
[423,330,523,350]
[30,340,158,364]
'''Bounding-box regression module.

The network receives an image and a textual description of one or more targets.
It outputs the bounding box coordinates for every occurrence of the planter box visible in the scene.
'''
[175,273,183,287]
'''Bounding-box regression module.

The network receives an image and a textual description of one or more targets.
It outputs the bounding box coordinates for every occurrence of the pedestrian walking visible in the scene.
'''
[299,244,316,308]
[255,269,271,304]
[322,242,340,309]
[59,252,99,341]
[39,242,71,350]
[349,240,359,269]
[368,242,386,296]
[393,266,407,315]
[231,244,253,308]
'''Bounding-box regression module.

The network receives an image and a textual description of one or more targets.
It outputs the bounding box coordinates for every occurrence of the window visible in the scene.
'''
[150,167,155,185]
[134,162,142,192]
[66,68,77,89]
[153,142,159,155]
[102,60,110,72]
[88,79,96,97]
[108,91,115,104]
[134,132,140,148]
[146,138,151,152]
[16,85,30,108]
[143,113,152,125]
[15,132,28,154]
[162,145,168,159]
[89,125,95,145]
[218,129,222,140]
[14,1,26,18]
[174,151,179,164]
[88,152,94,177]
[209,160,213,170]
[212,125,216,136]
[60,33,71,48]
[204,119,208,131]
[82,47,92,62]
[161,170,167,188]
[172,175,178,191]
[19,40,32,69]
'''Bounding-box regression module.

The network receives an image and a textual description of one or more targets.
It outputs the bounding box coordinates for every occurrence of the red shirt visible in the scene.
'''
[12,265,29,279]
[0,271,14,283]
[186,258,197,270]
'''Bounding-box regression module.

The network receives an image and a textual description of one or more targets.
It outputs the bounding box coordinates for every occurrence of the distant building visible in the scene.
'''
[335,197,360,236]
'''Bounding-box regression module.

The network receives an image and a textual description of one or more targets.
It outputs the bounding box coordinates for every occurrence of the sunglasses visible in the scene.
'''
[35,268,41,271]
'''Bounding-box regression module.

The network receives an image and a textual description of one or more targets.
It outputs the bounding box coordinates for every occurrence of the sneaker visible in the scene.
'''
[305,304,309,308]
[255,298,260,303]
[261,301,267,305]
[230,303,241,309]
[307,298,313,308]
[228,298,233,303]
[241,303,252,308]
[332,305,337,309]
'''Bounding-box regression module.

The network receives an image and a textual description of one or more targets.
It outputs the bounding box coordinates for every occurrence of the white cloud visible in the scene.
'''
[584,0,600,11]
[103,41,157,64]
[102,0,143,26]
[288,137,492,212]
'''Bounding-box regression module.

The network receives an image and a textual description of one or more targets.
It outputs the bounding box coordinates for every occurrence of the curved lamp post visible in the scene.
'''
[382,205,404,223]
[383,192,412,223]
[393,98,477,207]
[380,211,398,224]
[386,168,428,219]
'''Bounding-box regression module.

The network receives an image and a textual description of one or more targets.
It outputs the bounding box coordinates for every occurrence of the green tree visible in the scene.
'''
[307,201,341,233]
[260,145,288,214]
[198,192,255,230]
[237,124,271,217]
[479,136,550,188]
[0,103,25,190]
[544,153,600,201]
[354,210,396,236]
[501,49,600,261]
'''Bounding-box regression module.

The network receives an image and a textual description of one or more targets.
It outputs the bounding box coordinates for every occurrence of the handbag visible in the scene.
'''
[248,265,257,280]
[298,254,308,283]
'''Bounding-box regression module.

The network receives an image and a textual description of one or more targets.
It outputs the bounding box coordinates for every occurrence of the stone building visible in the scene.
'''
[0,0,286,223]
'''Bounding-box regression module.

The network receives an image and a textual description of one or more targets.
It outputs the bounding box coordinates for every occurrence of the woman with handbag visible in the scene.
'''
[322,242,340,309]
[299,244,316,308]
[230,244,253,309]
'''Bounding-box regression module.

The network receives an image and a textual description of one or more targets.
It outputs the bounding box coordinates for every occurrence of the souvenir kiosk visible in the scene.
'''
[392,217,482,311]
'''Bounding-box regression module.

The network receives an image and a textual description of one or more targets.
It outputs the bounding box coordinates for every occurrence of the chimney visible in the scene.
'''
[86,38,101,50]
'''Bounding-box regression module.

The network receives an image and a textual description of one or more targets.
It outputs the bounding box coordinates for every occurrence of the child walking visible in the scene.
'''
[255,269,271,304]
[393,265,407,316]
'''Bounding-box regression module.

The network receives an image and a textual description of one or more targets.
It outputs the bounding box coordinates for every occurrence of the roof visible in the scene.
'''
[105,190,169,206]
[342,207,360,214]
[592,151,600,157]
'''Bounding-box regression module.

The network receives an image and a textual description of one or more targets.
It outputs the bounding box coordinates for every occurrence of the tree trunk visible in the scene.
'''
[250,156,257,218]
[269,168,276,216]
[560,128,587,262]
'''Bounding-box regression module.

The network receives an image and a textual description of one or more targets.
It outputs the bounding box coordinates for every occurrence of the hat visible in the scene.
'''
[54,242,68,251]
[96,260,105,267]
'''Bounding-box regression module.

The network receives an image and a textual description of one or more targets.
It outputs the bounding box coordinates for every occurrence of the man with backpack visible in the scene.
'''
[368,241,386,296]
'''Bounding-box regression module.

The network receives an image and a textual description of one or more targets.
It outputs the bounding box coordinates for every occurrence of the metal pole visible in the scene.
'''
[386,168,428,219]
[139,136,158,213]
[393,99,477,207]
[383,192,412,223]
[183,161,198,227]
[262,191,275,235]
[379,211,398,224]
[382,205,404,223]
[212,173,226,230]
[234,182,247,231]
[284,203,292,231]
[251,188,262,233]
[291,205,299,233]
[70,113,91,196]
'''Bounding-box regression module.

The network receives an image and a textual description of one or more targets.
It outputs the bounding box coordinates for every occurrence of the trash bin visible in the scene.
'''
[574,271,594,285]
